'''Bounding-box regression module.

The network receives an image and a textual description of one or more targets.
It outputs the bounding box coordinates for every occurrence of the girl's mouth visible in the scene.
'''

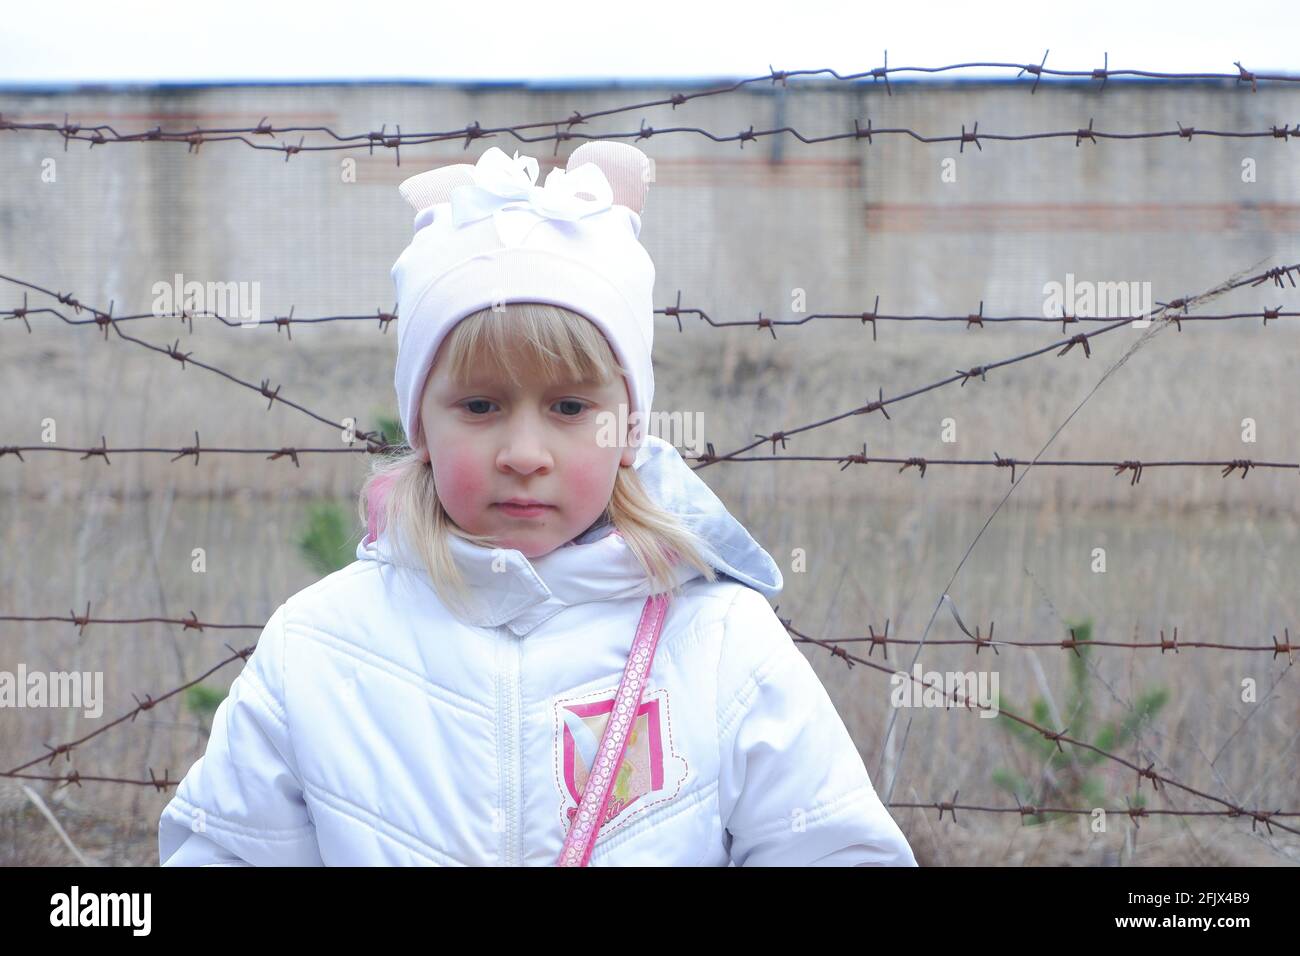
[495,503,553,518]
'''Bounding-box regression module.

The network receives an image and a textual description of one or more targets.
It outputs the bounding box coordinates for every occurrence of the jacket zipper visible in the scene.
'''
[500,630,524,865]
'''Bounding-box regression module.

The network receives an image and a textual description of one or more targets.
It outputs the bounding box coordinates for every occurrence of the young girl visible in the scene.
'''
[157,141,916,867]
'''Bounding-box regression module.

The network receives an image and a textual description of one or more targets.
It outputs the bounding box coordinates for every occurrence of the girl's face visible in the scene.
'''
[419,340,637,560]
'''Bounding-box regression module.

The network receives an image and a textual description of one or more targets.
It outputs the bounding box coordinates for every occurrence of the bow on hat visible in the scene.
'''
[450,146,615,247]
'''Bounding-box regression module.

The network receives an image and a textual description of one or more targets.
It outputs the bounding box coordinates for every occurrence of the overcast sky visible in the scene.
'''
[0,0,1295,85]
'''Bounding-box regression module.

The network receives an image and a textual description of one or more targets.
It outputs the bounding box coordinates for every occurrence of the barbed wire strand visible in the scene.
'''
[11,117,1300,159]
[0,274,391,450]
[1,646,253,786]
[3,606,1293,657]
[657,292,1300,341]
[690,262,1300,471]
[9,287,1299,340]
[876,257,1275,806]
[5,441,1300,486]
[4,631,1296,839]
[3,49,1297,160]
[787,619,1295,658]
[777,620,1300,837]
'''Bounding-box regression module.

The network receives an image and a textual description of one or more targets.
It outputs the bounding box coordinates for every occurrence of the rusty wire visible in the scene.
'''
[870,257,1293,811]
[1,770,179,790]
[0,438,383,466]
[2,51,1298,160]
[7,284,1299,340]
[3,440,1298,491]
[0,607,260,634]
[0,274,390,447]
[681,448,1300,484]
[6,113,1298,159]
[0,646,253,789]
[5,265,1296,458]
[690,262,1300,471]
[781,614,1295,660]
[3,606,1293,658]
[775,617,1300,838]
[4,626,1295,837]
[658,291,1300,341]
[886,795,1299,829]
[0,295,395,340]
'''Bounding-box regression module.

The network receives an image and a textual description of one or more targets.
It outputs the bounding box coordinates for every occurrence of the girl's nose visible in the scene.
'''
[496,420,553,474]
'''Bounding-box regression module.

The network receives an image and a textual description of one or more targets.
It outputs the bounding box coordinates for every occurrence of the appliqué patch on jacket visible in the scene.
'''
[552,685,688,836]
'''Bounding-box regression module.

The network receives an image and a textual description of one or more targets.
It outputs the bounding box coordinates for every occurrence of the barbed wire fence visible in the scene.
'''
[4,258,1296,839]
[5,263,1298,471]
[2,53,1299,160]
[2,58,1299,857]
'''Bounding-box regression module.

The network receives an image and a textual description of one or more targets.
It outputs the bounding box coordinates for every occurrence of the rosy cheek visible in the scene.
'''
[561,449,616,502]
[437,449,489,505]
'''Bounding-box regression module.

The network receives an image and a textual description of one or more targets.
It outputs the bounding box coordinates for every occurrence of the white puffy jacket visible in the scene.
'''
[158,435,916,866]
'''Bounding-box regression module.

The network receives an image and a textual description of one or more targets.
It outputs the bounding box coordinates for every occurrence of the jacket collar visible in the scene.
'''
[355,434,783,635]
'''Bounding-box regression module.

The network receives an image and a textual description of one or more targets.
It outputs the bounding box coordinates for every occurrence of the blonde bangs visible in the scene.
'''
[442,302,627,396]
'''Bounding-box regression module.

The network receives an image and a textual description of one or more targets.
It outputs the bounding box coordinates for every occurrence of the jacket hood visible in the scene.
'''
[355,433,783,634]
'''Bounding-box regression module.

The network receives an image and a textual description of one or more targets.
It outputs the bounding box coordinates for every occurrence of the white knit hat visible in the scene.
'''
[390,141,656,455]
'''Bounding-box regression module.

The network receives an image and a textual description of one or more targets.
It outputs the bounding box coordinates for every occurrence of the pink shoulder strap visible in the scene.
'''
[556,592,672,866]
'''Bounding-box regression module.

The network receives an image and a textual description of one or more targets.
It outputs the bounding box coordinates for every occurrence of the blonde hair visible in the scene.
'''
[357,302,716,621]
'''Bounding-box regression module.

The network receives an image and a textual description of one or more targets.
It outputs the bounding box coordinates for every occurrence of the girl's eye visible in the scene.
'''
[554,399,588,417]
[462,399,495,415]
